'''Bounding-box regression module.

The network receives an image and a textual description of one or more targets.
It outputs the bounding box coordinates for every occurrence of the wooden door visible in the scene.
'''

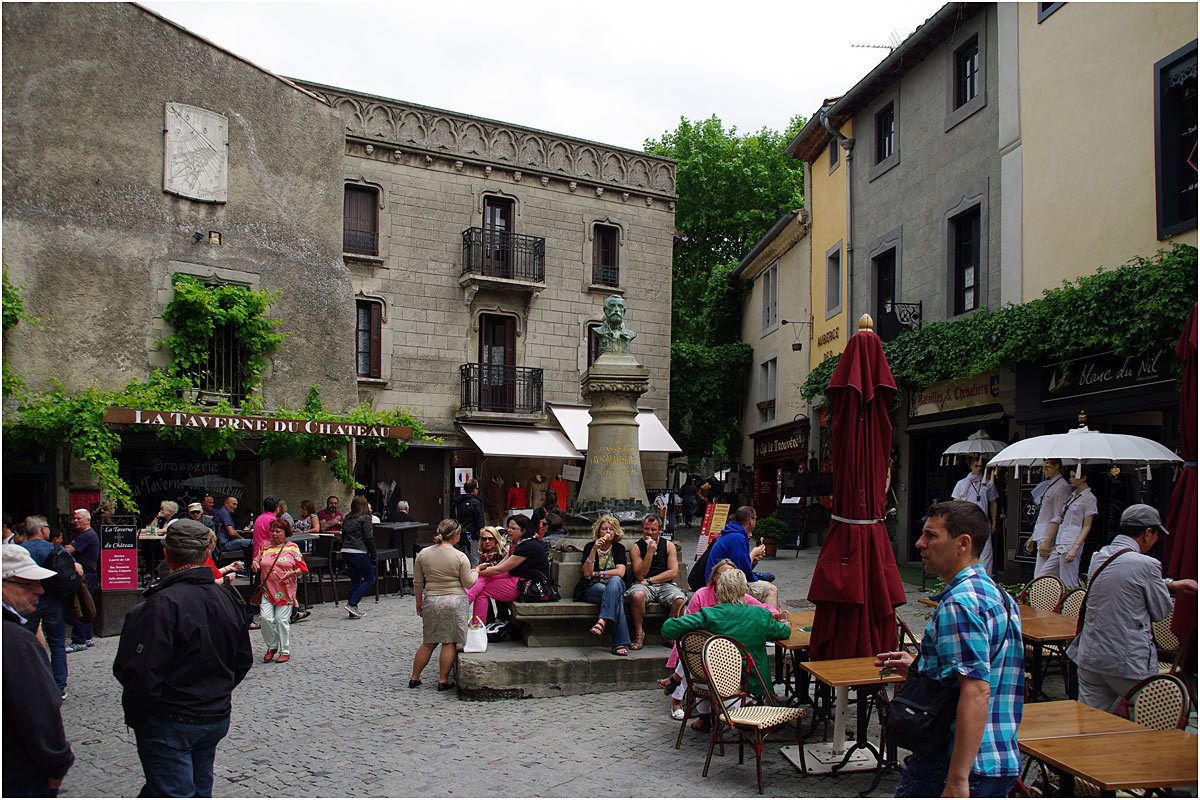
[482,197,514,278]
[479,314,516,411]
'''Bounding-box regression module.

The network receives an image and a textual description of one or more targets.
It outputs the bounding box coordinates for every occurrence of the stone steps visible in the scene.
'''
[456,640,674,700]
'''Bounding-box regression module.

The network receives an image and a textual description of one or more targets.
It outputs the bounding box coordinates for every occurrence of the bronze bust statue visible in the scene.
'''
[594,295,636,355]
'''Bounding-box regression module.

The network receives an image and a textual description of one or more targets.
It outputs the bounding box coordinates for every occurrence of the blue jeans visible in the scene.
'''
[342,552,375,607]
[24,597,67,692]
[72,572,98,644]
[134,715,230,797]
[895,752,1017,798]
[584,576,630,646]
[220,538,253,557]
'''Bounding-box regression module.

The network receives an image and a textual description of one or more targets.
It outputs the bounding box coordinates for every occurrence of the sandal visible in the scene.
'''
[611,645,629,656]
[659,676,681,695]
[630,631,645,651]
[590,619,607,637]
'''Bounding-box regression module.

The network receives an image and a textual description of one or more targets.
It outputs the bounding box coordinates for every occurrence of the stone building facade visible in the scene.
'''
[293,81,677,521]
[2,3,357,523]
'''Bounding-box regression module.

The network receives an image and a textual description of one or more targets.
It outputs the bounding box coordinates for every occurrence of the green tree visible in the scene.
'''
[645,114,805,459]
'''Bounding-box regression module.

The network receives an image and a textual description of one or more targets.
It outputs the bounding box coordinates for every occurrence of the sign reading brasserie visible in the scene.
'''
[1041,350,1171,403]
[909,372,1002,418]
[104,408,412,439]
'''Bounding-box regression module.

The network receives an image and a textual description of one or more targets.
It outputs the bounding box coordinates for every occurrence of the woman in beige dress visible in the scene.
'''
[408,519,477,691]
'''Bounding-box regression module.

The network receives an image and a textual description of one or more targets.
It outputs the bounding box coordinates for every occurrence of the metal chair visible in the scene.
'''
[700,634,807,794]
[303,535,338,606]
[1057,587,1086,617]
[675,629,717,750]
[371,527,402,603]
[1019,575,1064,611]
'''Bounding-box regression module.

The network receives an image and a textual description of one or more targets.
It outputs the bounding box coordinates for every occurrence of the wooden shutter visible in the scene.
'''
[369,302,382,378]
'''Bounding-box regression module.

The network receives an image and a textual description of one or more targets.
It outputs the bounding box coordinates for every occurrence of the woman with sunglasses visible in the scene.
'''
[477,526,507,568]
[467,514,547,625]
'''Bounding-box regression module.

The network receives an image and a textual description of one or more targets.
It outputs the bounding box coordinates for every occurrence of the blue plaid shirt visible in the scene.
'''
[919,563,1024,776]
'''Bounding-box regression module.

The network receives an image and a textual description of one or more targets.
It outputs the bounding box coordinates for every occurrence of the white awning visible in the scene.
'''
[548,404,682,453]
[459,424,583,459]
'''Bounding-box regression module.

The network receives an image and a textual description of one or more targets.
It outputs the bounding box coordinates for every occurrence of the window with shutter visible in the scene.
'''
[344,186,379,255]
[355,300,382,378]
[592,224,619,286]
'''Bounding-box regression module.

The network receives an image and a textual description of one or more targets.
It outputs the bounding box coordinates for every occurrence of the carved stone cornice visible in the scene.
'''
[294,80,677,199]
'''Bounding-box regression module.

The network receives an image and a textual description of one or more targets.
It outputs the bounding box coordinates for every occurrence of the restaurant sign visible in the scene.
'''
[104,408,412,439]
[100,523,139,591]
[1041,350,1172,403]
[751,423,809,463]
[909,372,1003,418]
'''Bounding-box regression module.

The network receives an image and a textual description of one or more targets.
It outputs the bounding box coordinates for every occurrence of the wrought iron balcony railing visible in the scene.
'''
[460,363,544,414]
[343,228,379,256]
[461,228,545,283]
[878,301,922,342]
[592,263,619,287]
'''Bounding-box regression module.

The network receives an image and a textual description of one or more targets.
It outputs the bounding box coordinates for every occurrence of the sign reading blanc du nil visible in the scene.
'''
[104,408,412,439]
[1041,350,1172,403]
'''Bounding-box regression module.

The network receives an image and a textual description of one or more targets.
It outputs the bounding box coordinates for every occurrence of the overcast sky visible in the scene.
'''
[145,0,940,151]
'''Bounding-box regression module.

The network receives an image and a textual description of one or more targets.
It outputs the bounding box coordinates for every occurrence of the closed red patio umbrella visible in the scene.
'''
[808,315,907,660]
[1164,303,1196,641]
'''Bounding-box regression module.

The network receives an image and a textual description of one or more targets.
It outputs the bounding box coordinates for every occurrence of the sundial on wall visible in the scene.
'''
[163,103,228,203]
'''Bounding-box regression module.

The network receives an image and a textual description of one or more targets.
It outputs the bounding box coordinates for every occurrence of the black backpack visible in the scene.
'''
[42,545,82,598]
[687,553,709,591]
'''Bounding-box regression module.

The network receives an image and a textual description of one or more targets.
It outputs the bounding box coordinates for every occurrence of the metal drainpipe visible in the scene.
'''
[820,113,855,331]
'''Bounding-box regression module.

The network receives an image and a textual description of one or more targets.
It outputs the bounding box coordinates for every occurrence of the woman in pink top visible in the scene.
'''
[251,518,307,664]
[660,557,782,720]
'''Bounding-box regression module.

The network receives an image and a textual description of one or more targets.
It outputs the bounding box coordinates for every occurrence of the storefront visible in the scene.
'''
[456,422,583,522]
[1013,348,1180,579]
[896,371,1016,572]
[748,419,809,517]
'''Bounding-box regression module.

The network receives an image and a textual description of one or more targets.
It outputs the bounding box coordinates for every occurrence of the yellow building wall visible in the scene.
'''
[1018,2,1196,301]
[808,121,851,370]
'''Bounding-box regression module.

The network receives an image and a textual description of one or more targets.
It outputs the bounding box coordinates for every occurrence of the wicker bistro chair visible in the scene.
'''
[1151,611,1184,674]
[701,635,807,794]
[675,630,718,750]
[1020,575,1065,611]
[1117,673,1191,731]
[1057,587,1086,617]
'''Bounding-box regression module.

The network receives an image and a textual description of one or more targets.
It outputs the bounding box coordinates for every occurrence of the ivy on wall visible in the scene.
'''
[5,274,434,512]
[2,271,37,398]
[801,244,1197,402]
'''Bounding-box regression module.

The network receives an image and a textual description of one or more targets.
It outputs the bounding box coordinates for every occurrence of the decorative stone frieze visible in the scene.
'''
[295,81,677,199]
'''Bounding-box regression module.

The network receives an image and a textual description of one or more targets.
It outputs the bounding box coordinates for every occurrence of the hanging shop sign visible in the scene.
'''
[909,372,1003,418]
[104,408,412,439]
[1040,350,1172,404]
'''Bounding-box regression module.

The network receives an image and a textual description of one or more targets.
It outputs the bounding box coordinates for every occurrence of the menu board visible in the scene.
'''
[100,524,139,590]
[693,503,730,561]
[1014,482,1039,565]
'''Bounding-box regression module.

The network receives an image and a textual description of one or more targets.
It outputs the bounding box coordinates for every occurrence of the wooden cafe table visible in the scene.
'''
[1019,699,1146,741]
[1019,728,1197,796]
[797,656,904,788]
[773,610,814,704]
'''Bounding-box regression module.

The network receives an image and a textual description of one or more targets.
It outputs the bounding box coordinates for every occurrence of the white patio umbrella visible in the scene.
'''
[941,429,1008,465]
[987,426,1181,477]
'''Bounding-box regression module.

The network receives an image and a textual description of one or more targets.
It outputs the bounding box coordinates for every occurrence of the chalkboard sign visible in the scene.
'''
[1014,482,1039,565]
[100,524,139,590]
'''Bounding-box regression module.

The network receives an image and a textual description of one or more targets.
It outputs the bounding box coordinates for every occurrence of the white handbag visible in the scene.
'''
[463,615,488,653]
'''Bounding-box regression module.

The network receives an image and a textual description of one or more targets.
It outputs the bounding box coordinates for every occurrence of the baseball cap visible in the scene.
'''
[1120,504,1170,536]
[187,502,204,513]
[2,544,56,580]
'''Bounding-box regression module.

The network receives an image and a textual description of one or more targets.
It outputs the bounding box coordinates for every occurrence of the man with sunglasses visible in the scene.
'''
[3,544,75,797]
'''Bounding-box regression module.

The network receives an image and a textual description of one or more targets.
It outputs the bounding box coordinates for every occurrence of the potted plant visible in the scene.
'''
[755,514,790,559]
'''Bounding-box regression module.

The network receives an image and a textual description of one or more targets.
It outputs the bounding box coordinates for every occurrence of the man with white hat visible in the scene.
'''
[2,544,75,796]
[1067,503,1198,712]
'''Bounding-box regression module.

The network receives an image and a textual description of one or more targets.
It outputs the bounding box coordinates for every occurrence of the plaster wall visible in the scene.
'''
[1016,2,1197,300]
[808,123,851,370]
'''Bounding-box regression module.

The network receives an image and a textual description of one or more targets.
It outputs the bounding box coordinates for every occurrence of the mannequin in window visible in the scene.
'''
[506,481,526,512]
[528,474,548,510]
[484,474,506,523]
[549,474,569,511]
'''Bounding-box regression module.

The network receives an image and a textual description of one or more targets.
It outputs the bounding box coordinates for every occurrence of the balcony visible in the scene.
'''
[460,363,544,415]
[343,228,379,256]
[592,263,619,288]
[878,301,922,342]
[461,228,545,284]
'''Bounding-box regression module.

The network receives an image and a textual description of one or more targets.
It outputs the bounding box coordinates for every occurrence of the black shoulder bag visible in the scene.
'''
[886,584,1013,756]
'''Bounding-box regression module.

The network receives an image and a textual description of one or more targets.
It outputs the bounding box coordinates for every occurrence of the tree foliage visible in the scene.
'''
[646,115,805,460]
[801,244,1197,401]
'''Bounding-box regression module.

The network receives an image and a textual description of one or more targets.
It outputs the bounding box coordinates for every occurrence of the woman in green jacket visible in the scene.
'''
[661,568,791,700]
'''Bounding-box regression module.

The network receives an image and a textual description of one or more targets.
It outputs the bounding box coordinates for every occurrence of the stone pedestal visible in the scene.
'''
[574,352,649,508]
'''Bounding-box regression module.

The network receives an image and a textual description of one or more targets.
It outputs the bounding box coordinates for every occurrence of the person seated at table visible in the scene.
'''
[251,518,307,664]
[477,526,507,568]
[541,512,566,543]
[292,500,320,533]
[468,514,546,623]
[579,514,632,656]
[317,495,344,532]
[703,506,779,609]
[408,519,477,690]
[392,501,411,524]
[275,500,295,527]
[662,568,791,729]
[142,500,179,534]
[661,558,784,720]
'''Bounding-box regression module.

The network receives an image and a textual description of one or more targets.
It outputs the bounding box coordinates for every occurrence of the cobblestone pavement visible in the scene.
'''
[58,539,940,797]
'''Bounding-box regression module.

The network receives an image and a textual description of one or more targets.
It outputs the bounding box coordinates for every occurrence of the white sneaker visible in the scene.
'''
[347,605,363,619]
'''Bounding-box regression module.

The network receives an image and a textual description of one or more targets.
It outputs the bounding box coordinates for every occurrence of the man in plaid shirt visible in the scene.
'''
[876,500,1024,797]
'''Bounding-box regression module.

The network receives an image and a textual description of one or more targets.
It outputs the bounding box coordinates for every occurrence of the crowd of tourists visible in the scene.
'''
[2,487,1194,798]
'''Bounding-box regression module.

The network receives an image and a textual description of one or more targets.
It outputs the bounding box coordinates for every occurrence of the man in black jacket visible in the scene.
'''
[453,479,485,563]
[3,544,74,797]
[113,519,252,797]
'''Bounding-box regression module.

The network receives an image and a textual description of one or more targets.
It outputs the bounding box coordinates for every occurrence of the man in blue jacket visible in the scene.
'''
[703,506,779,608]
